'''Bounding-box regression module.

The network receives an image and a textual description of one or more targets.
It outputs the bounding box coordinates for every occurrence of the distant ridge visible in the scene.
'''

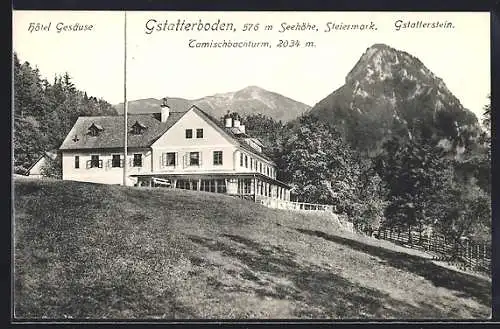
[113,86,311,122]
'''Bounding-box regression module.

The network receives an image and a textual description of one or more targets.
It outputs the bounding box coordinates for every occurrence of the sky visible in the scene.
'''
[13,11,490,120]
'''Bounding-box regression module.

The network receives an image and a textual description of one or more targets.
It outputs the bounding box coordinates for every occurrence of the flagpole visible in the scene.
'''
[123,11,128,186]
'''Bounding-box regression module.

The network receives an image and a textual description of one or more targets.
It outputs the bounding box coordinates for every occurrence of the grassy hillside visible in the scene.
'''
[14,178,491,319]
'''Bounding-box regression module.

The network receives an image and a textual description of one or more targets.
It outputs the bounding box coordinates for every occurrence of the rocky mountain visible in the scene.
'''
[114,86,311,122]
[308,43,481,155]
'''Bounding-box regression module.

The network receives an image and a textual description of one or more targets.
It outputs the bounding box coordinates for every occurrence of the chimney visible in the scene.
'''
[233,114,241,128]
[160,97,170,123]
[224,110,232,128]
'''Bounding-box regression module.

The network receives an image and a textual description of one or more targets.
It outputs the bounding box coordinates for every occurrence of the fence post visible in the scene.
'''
[475,243,479,270]
[483,244,486,269]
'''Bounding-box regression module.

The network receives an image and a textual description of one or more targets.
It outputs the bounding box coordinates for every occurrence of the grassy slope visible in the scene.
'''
[14,178,491,319]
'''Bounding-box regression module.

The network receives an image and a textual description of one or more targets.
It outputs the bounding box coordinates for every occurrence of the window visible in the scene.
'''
[89,128,98,137]
[216,179,227,193]
[201,179,216,193]
[88,123,103,137]
[176,179,191,190]
[250,158,253,170]
[238,179,252,194]
[199,179,226,193]
[90,155,100,168]
[196,128,204,138]
[131,121,146,135]
[163,152,176,166]
[74,156,80,169]
[240,153,244,166]
[267,167,270,176]
[259,163,262,173]
[112,154,121,168]
[189,152,200,166]
[244,155,248,168]
[213,151,223,165]
[185,129,193,139]
[191,180,198,191]
[133,154,142,167]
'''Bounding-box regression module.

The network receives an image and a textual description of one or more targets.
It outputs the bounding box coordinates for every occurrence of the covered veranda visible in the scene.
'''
[130,172,291,201]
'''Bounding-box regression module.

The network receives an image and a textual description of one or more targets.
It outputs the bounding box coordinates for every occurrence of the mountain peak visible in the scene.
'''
[368,43,392,51]
[310,44,479,154]
[241,85,264,91]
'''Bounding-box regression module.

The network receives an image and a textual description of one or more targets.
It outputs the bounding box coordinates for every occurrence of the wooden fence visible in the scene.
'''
[373,228,491,275]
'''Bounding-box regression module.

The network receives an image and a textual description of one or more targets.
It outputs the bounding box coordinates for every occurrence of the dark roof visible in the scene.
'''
[60,105,275,164]
[59,112,186,150]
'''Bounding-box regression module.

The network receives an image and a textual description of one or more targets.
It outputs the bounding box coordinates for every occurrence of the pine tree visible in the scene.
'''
[13,52,117,174]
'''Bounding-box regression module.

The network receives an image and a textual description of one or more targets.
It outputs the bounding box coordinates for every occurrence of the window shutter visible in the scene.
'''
[175,152,179,168]
[184,153,188,168]
[98,160,103,168]
[199,152,202,166]
[106,159,111,168]
[86,160,91,169]
[129,158,133,167]
[161,153,165,167]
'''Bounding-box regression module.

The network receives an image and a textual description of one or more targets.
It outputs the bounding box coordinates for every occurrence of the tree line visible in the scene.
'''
[14,52,490,252]
[13,52,116,176]
[241,101,491,250]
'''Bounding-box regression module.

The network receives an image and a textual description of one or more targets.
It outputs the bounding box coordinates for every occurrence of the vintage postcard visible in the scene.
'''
[12,10,491,320]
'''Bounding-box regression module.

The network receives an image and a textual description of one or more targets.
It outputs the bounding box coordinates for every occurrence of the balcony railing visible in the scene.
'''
[255,195,334,212]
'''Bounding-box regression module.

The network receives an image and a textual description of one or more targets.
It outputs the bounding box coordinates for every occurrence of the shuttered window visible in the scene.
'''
[133,154,142,167]
[213,151,223,165]
[162,152,176,167]
[189,152,200,166]
[91,155,100,168]
[112,155,121,168]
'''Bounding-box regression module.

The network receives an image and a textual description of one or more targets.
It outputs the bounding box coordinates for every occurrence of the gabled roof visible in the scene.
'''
[59,104,275,163]
[60,112,187,150]
[191,106,275,163]
[89,123,103,131]
[132,121,147,129]
[26,149,59,174]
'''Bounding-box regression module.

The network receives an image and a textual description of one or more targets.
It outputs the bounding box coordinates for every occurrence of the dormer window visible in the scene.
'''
[88,123,103,137]
[131,121,147,135]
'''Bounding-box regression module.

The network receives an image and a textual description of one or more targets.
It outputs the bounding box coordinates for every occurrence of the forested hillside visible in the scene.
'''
[13,52,117,174]
[236,45,492,249]
[240,95,491,248]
